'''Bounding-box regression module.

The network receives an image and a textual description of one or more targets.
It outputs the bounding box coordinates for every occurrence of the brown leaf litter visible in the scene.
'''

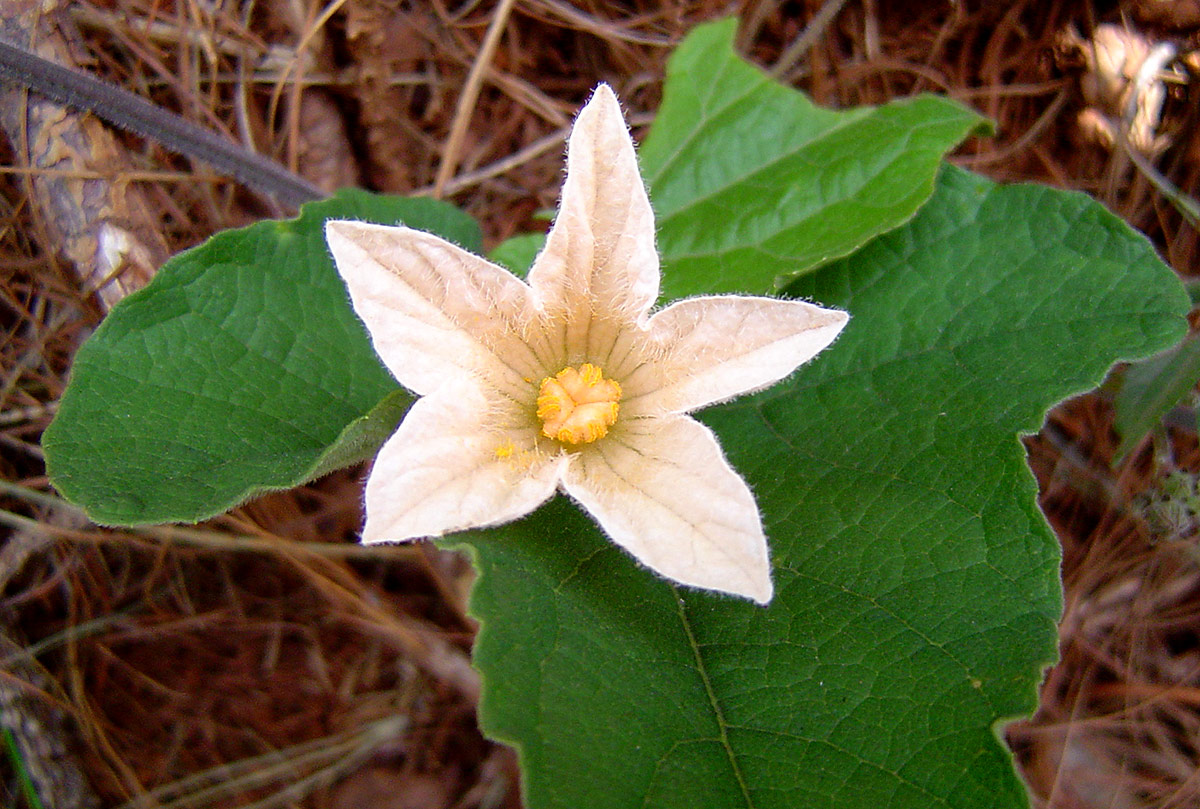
[2,2,1200,807]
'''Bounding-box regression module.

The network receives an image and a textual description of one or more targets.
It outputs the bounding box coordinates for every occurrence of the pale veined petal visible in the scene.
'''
[623,296,848,415]
[561,415,772,603]
[326,221,543,400]
[529,84,660,354]
[361,381,566,542]
[327,84,851,605]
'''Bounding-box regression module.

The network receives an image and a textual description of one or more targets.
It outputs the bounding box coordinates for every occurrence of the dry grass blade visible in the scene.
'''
[0,41,325,209]
[522,0,672,47]
[4,2,1200,807]
[420,110,653,198]
[769,0,852,79]
[433,0,519,197]
[0,481,414,560]
[112,715,407,809]
[1118,127,1200,227]
[0,481,482,703]
[0,630,100,809]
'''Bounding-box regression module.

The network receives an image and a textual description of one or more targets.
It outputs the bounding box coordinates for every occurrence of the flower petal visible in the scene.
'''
[361,381,565,542]
[326,220,542,399]
[561,415,773,603]
[529,84,660,349]
[625,296,849,414]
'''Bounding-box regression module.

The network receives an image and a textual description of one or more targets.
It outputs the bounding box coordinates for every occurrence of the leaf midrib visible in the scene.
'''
[655,107,905,230]
[673,594,754,809]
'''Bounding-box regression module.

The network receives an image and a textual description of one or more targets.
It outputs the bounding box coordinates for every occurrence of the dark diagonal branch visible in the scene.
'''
[0,39,326,209]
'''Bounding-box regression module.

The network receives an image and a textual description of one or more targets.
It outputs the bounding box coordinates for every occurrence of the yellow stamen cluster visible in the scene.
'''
[536,363,622,445]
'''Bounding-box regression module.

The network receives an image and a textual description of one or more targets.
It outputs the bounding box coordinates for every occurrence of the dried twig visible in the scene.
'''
[433,0,519,198]
[769,0,852,79]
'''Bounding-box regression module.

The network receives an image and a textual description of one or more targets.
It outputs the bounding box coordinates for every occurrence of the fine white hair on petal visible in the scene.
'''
[325,220,542,400]
[325,82,851,606]
[561,414,773,604]
[362,380,565,542]
[528,84,661,329]
[623,295,849,415]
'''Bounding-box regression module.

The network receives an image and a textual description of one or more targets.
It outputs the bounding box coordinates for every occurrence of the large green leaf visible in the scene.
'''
[491,19,983,300]
[43,190,478,524]
[46,17,976,529]
[455,166,1188,808]
[640,19,986,299]
[39,15,1189,808]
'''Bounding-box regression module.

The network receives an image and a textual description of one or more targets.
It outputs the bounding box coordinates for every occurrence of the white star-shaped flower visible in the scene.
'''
[325,84,847,604]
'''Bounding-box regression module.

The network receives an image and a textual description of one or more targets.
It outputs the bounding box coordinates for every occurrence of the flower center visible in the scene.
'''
[536,363,622,445]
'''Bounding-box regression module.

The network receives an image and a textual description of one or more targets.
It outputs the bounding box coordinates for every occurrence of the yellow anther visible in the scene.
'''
[579,363,603,386]
[536,363,622,445]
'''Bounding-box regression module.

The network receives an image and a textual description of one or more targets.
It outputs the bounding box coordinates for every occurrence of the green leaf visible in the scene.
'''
[454,166,1188,808]
[1112,335,1200,460]
[640,18,987,299]
[309,388,415,480]
[491,19,984,299]
[3,727,47,809]
[489,232,545,277]
[43,190,480,525]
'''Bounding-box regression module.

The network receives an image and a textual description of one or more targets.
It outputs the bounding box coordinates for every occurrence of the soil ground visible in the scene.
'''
[3,1,1200,807]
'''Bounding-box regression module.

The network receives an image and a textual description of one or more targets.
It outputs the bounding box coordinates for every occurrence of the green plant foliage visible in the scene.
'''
[3,727,47,809]
[488,19,984,301]
[639,19,987,299]
[43,190,479,524]
[1112,335,1200,460]
[44,18,974,530]
[488,232,545,277]
[457,166,1188,808]
[39,15,1191,809]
